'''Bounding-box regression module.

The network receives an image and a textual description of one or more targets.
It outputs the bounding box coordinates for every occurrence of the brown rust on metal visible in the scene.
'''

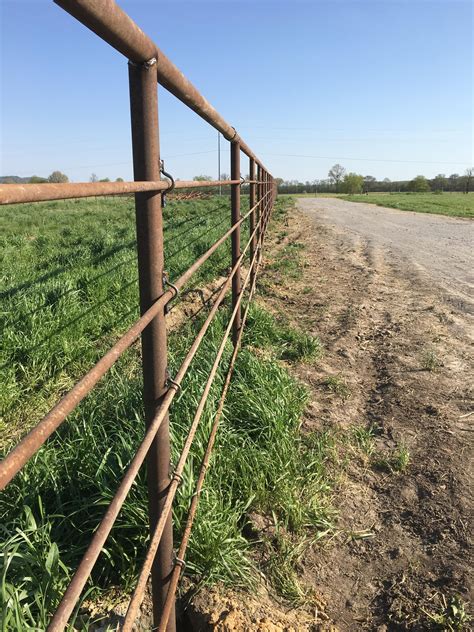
[5,5,276,627]
[249,157,256,287]
[128,57,175,631]
[0,179,243,205]
[230,141,241,346]
[0,288,172,492]
[46,220,260,632]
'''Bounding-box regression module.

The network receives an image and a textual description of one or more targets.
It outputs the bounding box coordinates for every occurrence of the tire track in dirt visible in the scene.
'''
[262,204,473,630]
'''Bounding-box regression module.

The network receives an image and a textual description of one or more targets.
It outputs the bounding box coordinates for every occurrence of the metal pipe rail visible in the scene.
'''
[0,178,266,205]
[0,1,276,630]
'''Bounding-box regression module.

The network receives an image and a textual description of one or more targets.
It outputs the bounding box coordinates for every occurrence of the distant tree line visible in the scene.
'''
[3,167,472,196]
[0,172,126,185]
[276,166,474,194]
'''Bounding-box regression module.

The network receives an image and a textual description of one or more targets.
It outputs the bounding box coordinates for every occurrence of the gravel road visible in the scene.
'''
[298,197,474,315]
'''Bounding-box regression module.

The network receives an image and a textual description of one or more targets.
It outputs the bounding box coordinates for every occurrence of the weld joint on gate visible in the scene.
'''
[127,57,157,69]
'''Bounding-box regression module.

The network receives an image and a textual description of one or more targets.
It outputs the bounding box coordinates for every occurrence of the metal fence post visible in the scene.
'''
[230,141,241,346]
[128,59,176,632]
[257,165,262,259]
[249,158,256,285]
[262,170,266,245]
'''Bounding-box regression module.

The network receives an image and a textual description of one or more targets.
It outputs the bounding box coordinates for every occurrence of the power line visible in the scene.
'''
[263,152,470,166]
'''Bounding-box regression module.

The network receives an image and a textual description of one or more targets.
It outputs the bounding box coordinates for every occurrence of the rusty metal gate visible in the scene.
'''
[0,1,275,630]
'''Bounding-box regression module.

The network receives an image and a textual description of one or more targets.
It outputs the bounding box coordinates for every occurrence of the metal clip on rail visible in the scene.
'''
[160,160,175,207]
[165,367,181,394]
[171,471,184,486]
[173,553,186,576]
[162,271,179,314]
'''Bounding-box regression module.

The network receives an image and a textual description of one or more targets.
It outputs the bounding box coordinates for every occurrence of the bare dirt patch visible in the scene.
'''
[190,202,472,630]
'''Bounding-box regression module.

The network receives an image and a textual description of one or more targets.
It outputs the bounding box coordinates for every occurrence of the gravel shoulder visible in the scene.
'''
[297,197,474,317]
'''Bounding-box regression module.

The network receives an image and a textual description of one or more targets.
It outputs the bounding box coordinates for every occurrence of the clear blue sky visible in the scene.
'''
[1,0,472,183]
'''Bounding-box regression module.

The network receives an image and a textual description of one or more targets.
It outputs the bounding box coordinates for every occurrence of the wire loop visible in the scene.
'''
[165,367,181,393]
[173,554,186,572]
[160,160,175,206]
[171,471,184,486]
[162,271,179,314]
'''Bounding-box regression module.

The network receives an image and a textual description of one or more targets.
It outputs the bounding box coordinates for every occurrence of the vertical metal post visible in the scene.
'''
[218,131,222,196]
[128,59,176,632]
[230,141,241,346]
[263,171,268,239]
[257,164,262,255]
[249,158,256,285]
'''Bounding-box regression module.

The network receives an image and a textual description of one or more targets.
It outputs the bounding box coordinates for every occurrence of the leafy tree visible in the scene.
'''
[99,178,110,182]
[328,164,346,191]
[29,175,47,184]
[407,175,430,192]
[193,175,213,181]
[115,177,124,182]
[47,171,69,183]
[431,174,447,191]
[363,175,376,193]
[342,172,364,194]
[219,173,229,181]
[463,168,473,193]
[449,173,460,191]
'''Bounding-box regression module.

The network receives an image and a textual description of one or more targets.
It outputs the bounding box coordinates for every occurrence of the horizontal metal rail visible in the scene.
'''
[0,191,271,490]
[0,178,266,205]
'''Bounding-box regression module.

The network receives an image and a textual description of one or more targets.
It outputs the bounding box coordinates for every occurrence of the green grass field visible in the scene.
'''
[341,192,474,218]
[0,195,336,628]
[280,192,474,218]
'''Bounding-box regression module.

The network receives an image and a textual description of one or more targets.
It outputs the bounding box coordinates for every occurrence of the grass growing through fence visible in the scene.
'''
[0,195,335,628]
[0,195,242,447]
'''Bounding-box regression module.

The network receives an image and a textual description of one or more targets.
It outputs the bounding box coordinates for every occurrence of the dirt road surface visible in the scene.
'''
[262,202,473,630]
[298,197,474,317]
[185,200,473,631]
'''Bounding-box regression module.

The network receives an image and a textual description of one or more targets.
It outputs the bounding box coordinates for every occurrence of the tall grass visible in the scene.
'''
[1,196,331,628]
[0,196,241,446]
